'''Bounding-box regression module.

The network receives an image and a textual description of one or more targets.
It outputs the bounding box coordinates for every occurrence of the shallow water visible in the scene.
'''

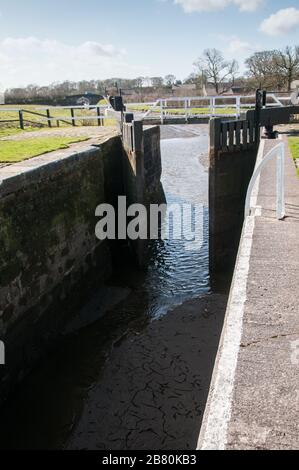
[0,125,225,450]
[141,133,210,319]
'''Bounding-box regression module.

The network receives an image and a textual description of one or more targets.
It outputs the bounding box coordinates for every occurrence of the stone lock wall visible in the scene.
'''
[209,117,259,271]
[122,122,165,207]
[0,136,124,395]
[122,122,165,265]
[0,125,163,400]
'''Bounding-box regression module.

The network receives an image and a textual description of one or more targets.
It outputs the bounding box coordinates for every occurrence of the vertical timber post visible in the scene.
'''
[71,108,76,127]
[19,110,24,130]
[46,109,52,128]
[96,106,102,126]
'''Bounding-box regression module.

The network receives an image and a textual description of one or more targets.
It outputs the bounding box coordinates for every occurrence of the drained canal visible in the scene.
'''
[0,125,230,450]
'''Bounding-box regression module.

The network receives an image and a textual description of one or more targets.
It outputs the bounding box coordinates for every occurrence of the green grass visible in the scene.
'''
[288,137,299,177]
[126,104,151,112]
[126,104,248,115]
[0,136,88,163]
[289,137,299,160]
[99,98,108,105]
[0,127,38,138]
[164,107,242,115]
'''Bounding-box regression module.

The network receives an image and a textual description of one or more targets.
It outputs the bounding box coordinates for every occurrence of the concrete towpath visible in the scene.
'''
[198,135,299,450]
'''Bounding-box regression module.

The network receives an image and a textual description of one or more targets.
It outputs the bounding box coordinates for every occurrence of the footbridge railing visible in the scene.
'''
[127,93,291,124]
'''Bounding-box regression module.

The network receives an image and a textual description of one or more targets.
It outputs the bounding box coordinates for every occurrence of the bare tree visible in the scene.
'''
[245,51,277,89]
[273,46,299,92]
[135,77,145,88]
[194,49,239,94]
[151,77,164,88]
[164,74,176,87]
[245,47,299,91]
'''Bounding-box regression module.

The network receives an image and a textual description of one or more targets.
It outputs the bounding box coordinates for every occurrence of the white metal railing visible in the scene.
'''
[245,142,285,220]
[126,94,291,123]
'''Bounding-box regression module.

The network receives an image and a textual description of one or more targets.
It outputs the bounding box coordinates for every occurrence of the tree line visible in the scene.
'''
[191,45,299,94]
[3,46,299,104]
[4,75,180,104]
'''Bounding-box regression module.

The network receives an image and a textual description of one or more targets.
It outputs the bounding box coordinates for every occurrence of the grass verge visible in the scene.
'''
[288,137,299,177]
[0,136,88,163]
[126,104,248,115]
[0,127,38,138]
[289,137,299,160]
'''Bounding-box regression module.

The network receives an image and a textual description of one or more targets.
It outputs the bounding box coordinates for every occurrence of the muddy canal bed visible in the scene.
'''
[0,125,229,450]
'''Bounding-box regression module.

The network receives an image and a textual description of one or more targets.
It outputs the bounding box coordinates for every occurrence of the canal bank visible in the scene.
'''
[0,125,231,450]
[198,136,299,450]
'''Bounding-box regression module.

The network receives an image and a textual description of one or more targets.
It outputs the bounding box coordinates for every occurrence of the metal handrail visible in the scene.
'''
[138,94,291,123]
[245,142,285,220]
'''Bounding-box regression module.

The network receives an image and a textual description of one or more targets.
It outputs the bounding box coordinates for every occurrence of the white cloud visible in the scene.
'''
[0,37,147,88]
[174,0,263,13]
[234,0,263,11]
[210,35,260,72]
[227,37,259,56]
[260,7,299,36]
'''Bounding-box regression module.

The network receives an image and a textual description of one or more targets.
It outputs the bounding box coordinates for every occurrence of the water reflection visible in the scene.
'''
[131,133,210,319]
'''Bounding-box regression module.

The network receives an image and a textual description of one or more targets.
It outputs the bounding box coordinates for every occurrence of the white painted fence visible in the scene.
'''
[126,94,292,123]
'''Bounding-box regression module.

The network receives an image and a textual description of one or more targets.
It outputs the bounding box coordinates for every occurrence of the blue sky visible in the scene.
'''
[0,0,299,88]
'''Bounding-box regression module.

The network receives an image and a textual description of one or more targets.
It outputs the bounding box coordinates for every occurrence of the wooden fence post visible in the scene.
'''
[70,108,76,126]
[46,109,52,128]
[209,117,222,154]
[96,107,102,126]
[19,110,24,130]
